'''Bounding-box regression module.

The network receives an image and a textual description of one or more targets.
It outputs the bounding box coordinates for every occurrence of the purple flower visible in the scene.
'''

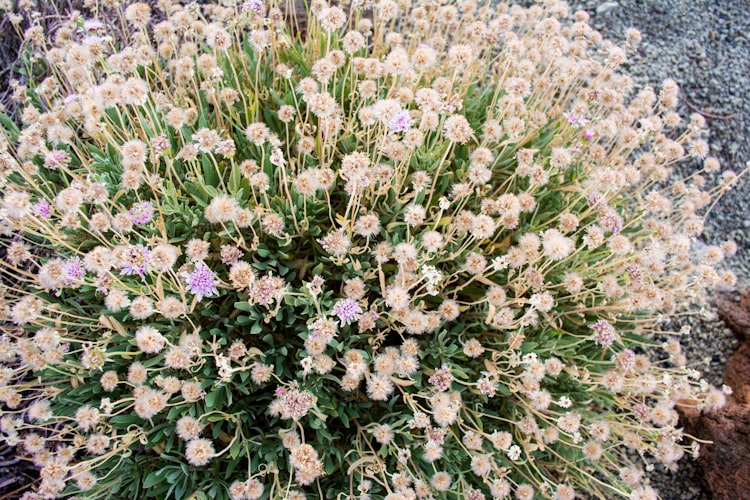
[83,19,103,33]
[563,112,579,126]
[389,110,413,134]
[216,140,236,157]
[151,134,169,155]
[590,319,618,348]
[586,191,604,209]
[598,209,623,234]
[242,0,264,16]
[120,244,151,279]
[33,200,51,218]
[583,129,594,140]
[628,265,643,285]
[44,150,71,170]
[129,201,154,225]
[184,263,219,301]
[63,257,86,285]
[273,388,316,420]
[564,112,589,129]
[429,364,453,392]
[332,298,362,325]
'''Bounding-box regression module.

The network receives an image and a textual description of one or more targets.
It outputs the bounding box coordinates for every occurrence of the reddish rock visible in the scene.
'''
[724,341,750,405]
[679,403,750,499]
[677,289,750,499]
[713,289,750,341]
[715,289,750,405]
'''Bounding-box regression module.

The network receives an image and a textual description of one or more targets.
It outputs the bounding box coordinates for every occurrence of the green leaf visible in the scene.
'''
[205,388,224,410]
[0,113,20,139]
[143,471,164,489]
[234,301,253,312]
[229,162,241,193]
[230,434,242,459]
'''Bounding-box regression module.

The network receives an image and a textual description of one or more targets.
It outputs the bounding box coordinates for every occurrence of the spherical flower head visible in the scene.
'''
[317,229,351,257]
[542,228,574,261]
[135,326,166,354]
[261,212,285,236]
[119,245,151,279]
[424,441,445,464]
[442,114,473,144]
[34,199,52,218]
[63,257,86,285]
[185,438,215,466]
[389,110,413,134]
[43,149,71,169]
[183,263,220,301]
[318,6,347,32]
[590,319,618,348]
[333,298,362,325]
[128,201,154,225]
[429,364,453,392]
[3,190,33,219]
[272,388,317,420]
[83,19,103,33]
[245,479,264,500]
[151,134,169,155]
[242,0,264,16]
[176,416,203,441]
[371,423,394,445]
[477,376,497,397]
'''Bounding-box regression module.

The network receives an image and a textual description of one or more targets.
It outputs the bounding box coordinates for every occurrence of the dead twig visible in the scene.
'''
[684,99,738,120]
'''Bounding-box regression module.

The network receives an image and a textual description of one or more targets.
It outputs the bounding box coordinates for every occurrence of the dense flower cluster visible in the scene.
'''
[0,0,745,499]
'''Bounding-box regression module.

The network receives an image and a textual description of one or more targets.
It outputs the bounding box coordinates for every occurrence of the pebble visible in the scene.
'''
[595,1,619,15]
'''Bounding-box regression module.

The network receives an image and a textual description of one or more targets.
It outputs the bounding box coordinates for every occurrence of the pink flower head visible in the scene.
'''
[564,111,589,129]
[242,0,264,16]
[563,112,579,126]
[83,19,103,33]
[44,150,71,170]
[389,110,413,134]
[429,364,453,392]
[590,319,618,348]
[151,134,169,155]
[272,388,316,420]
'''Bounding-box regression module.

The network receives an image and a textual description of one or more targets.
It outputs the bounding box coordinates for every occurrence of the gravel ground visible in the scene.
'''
[566,1,750,498]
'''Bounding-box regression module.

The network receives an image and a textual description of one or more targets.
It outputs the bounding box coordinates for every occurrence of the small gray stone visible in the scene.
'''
[595,1,619,15]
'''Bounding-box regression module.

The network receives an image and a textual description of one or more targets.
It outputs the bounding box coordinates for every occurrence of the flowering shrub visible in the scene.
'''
[0,1,745,499]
